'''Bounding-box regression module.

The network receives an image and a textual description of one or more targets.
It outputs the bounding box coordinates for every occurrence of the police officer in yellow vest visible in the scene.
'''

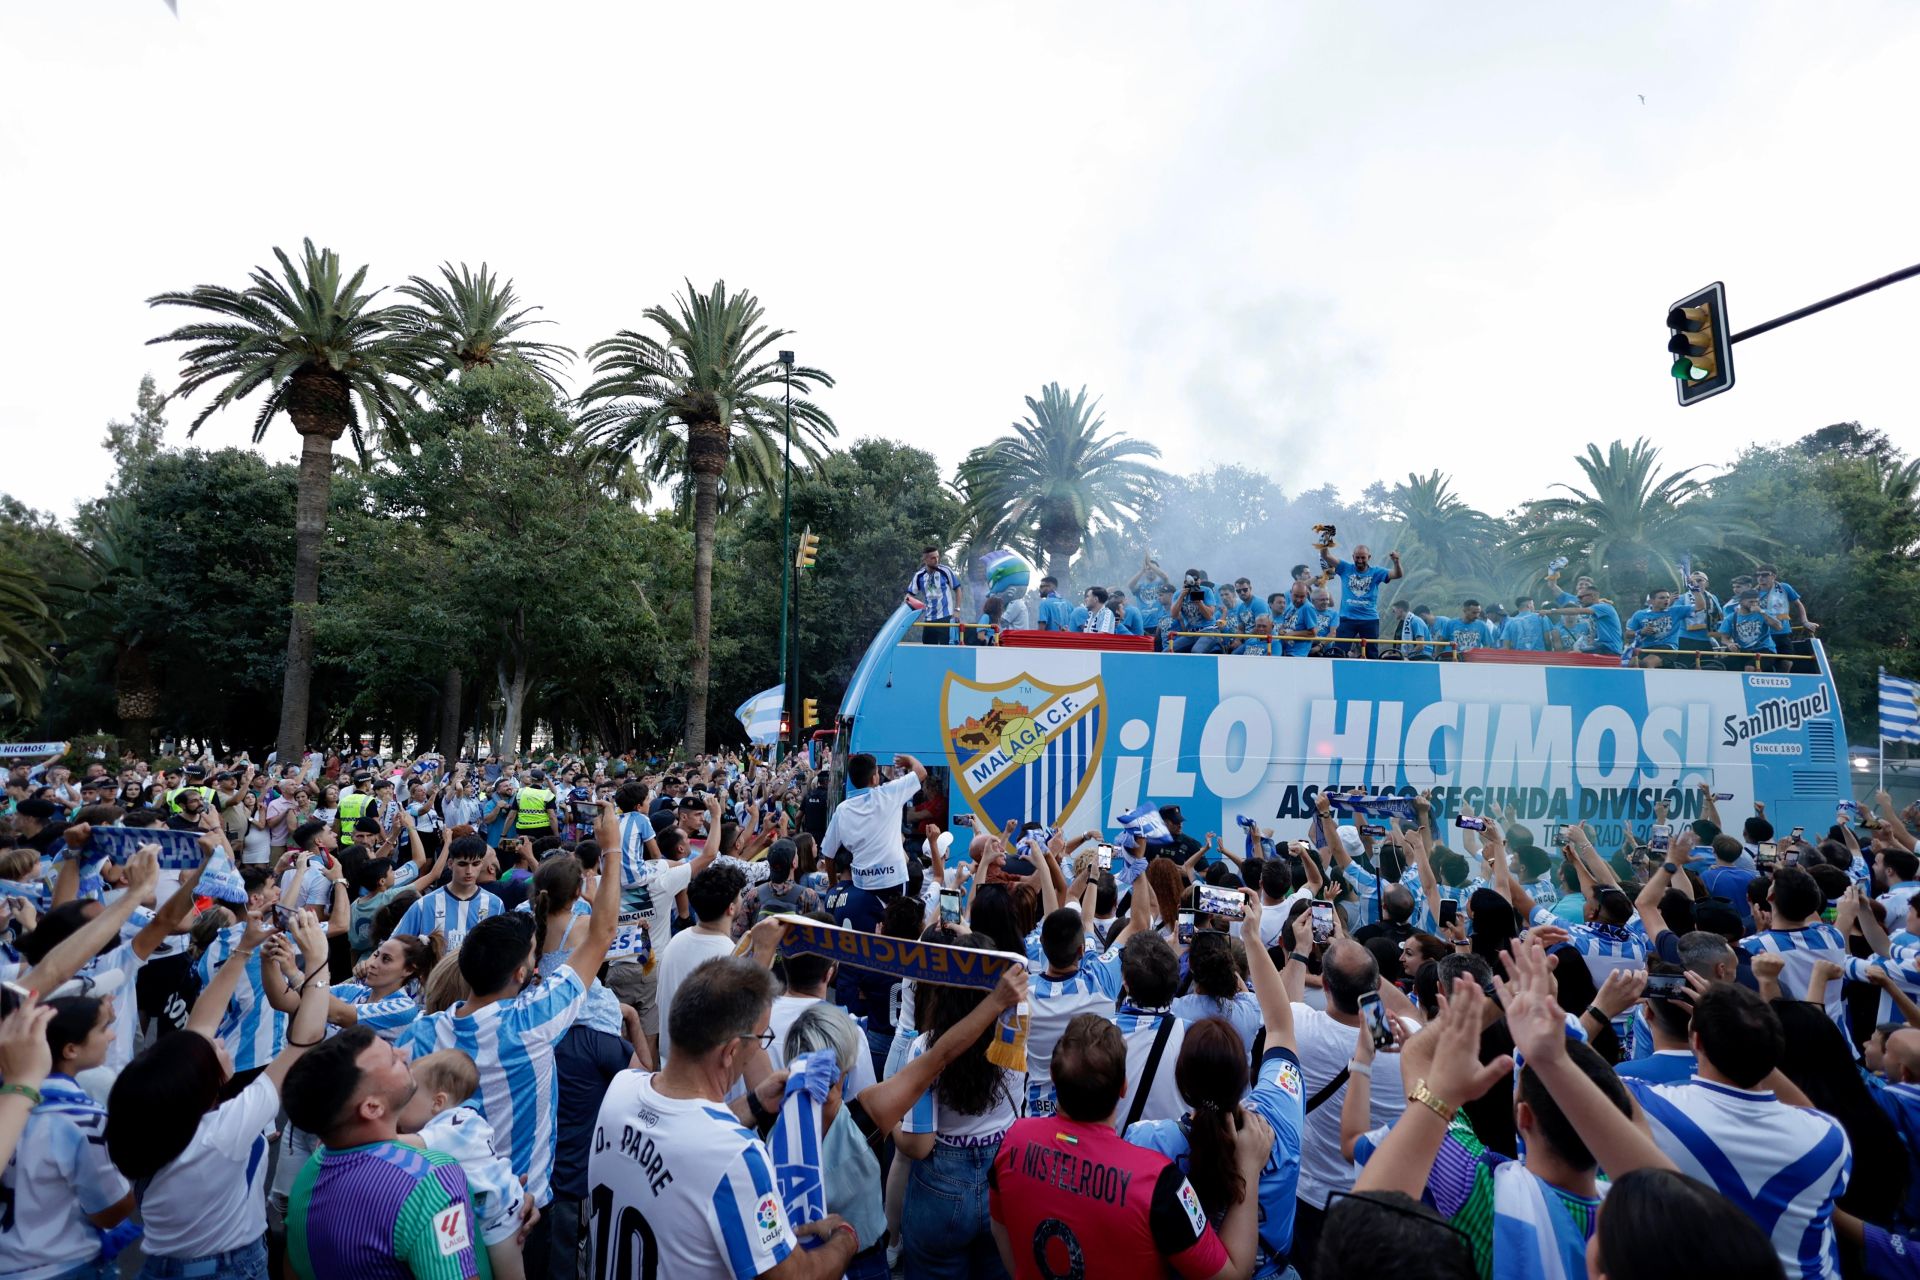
[514,770,558,839]
[336,771,378,841]
[165,764,216,816]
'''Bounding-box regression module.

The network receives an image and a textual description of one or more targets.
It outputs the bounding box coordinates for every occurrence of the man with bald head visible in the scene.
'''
[1317,541,1404,657]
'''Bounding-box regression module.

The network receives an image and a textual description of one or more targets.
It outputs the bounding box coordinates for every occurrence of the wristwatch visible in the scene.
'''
[1661,862,1680,877]
[1407,1079,1457,1124]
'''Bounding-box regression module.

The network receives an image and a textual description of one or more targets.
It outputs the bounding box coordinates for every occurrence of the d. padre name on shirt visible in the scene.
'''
[1018,1142,1139,1207]
[597,1111,676,1197]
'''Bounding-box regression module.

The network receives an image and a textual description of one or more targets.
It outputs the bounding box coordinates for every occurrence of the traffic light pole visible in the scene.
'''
[777,354,794,762]
[1730,261,1920,344]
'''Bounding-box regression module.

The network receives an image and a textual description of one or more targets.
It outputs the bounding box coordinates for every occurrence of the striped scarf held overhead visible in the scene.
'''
[769,1049,840,1244]
[764,915,1031,1072]
[1490,1161,1602,1280]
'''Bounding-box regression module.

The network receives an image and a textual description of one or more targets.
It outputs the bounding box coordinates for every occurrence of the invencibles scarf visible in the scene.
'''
[761,915,1030,1072]
[768,1048,840,1247]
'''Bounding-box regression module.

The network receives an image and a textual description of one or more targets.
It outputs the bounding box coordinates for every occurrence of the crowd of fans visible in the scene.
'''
[908,545,1823,669]
[1,740,1914,1280]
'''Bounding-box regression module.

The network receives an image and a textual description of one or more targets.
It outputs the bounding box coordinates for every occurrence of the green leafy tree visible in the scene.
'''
[102,375,169,473]
[1712,428,1920,728]
[957,383,1163,582]
[578,280,837,750]
[147,238,432,766]
[716,439,967,733]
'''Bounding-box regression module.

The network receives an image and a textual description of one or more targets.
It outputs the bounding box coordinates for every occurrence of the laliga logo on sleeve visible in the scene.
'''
[756,1194,787,1245]
[433,1205,470,1256]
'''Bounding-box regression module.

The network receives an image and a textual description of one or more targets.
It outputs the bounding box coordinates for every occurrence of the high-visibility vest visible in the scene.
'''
[337,791,376,835]
[167,785,214,815]
[515,787,556,829]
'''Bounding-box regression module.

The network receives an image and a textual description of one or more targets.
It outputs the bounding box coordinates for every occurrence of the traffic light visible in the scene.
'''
[802,698,819,729]
[1668,281,1735,406]
[795,528,820,570]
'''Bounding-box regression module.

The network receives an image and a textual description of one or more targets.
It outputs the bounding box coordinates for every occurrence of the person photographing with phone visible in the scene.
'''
[1127,889,1308,1280]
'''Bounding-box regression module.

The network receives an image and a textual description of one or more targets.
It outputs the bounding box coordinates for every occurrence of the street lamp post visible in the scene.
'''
[777,350,795,757]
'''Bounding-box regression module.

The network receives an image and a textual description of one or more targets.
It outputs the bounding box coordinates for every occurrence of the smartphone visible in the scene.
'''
[1757,841,1777,864]
[938,888,962,927]
[1839,800,1862,818]
[1712,792,1734,801]
[1096,844,1113,871]
[952,814,975,829]
[1644,973,1689,1001]
[1310,899,1334,943]
[268,904,297,932]
[1362,824,1388,838]
[1439,898,1459,929]
[1790,827,1804,841]
[1453,816,1487,831]
[0,981,29,1018]
[1649,823,1672,855]
[1357,990,1395,1051]
[1196,883,1246,921]
[1177,910,1195,943]
[1783,848,1801,866]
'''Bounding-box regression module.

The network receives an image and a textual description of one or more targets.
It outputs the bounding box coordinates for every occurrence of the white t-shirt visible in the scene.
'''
[616,859,692,967]
[140,1074,278,1258]
[0,1076,129,1280]
[1292,1003,1412,1208]
[655,928,740,1065]
[766,994,879,1098]
[587,1071,798,1280]
[820,773,921,890]
[899,1033,1025,1146]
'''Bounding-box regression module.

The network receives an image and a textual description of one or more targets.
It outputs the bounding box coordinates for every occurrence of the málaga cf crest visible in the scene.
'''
[940,672,1106,832]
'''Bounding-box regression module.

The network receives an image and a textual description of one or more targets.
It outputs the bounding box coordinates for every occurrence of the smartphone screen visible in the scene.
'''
[268,904,297,932]
[1196,884,1246,921]
[1439,898,1459,928]
[1649,823,1672,854]
[938,889,962,926]
[1096,845,1113,871]
[1644,972,1688,1000]
[1177,911,1195,943]
[1358,991,1394,1050]
[1790,827,1804,841]
[1310,900,1334,943]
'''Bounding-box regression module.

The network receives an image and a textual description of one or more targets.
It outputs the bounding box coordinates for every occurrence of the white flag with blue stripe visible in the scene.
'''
[736,684,787,745]
[1883,670,1920,745]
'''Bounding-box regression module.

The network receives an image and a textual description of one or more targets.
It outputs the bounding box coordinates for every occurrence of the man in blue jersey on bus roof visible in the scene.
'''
[1273,581,1321,657]
[1383,599,1432,659]
[1501,597,1550,651]
[1543,582,1623,656]
[1720,590,1779,669]
[1107,588,1145,637]
[1317,543,1403,657]
[1445,599,1498,658]
[1034,575,1074,632]
[1628,586,1697,666]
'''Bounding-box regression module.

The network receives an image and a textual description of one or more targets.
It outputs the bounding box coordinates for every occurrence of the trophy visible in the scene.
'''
[1311,524,1338,587]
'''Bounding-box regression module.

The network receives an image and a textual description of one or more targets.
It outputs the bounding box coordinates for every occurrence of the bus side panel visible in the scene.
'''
[849,647,1852,845]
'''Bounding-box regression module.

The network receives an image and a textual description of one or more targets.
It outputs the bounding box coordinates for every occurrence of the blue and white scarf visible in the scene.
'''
[1490,1160,1602,1280]
[769,1049,841,1243]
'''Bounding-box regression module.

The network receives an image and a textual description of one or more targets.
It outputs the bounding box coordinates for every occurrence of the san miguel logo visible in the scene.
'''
[1722,685,1831,747]
[940,672,1106,832]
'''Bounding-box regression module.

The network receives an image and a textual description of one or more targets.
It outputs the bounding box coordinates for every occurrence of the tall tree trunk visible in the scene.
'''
[1045,539,1075,588]
[276,427,335,768]
[684,424,727,755]
[437,667,463,756]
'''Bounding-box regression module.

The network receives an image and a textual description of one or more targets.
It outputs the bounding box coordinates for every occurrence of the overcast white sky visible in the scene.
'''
[3,1,1917,520]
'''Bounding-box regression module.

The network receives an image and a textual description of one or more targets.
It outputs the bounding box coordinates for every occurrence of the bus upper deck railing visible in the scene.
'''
[904,620,1819,668]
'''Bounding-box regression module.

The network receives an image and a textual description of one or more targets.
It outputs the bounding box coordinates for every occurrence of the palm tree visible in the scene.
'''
[956,383,1163,582]
[577,280,836,750]
[0,561,57,722]
[1506,438,1751,587]
[1385,470,1498,582]
[148,238,432,765]
[395,262,575,392]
